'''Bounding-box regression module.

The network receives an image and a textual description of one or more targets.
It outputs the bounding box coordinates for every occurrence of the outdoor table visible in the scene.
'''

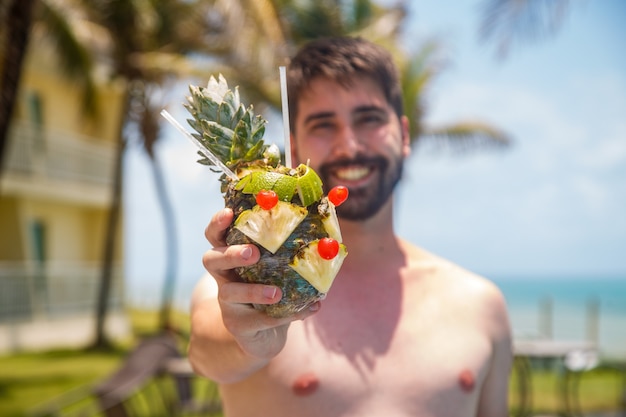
[512,339,599,417]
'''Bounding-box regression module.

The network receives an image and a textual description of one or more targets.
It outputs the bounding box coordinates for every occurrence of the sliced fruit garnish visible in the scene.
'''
[328,185,349,206]
[290,239,347,293]
[234,201,307,253]
[317,237,339,260]
[256,189,278,210]
[296,164,323,206]
[319,197,342,242]
[238,170,297,202]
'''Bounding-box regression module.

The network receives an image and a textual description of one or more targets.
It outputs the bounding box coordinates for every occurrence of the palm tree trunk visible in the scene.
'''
[92,131,126,349]
[92,89,129,350]
[148,151,178,331]
[0,0,37,175]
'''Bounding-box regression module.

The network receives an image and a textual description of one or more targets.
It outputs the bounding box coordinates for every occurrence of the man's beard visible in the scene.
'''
[319,154,404,221]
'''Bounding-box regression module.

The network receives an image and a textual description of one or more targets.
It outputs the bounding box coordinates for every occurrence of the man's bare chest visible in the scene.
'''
[248,307,493,416]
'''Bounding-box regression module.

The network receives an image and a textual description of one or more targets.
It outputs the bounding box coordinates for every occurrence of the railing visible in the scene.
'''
[4,120,115,187]
[0,261,124,323]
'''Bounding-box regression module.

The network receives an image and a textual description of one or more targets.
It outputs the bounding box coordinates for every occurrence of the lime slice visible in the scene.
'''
[240,171,297,202]
[241,171,279,193]
[296,164,323,206]
[273,175,298,202]
[234,174,251,191]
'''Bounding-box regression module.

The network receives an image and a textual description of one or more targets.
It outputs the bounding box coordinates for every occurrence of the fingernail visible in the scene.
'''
[263,286,277,299]
[241,246,252,260]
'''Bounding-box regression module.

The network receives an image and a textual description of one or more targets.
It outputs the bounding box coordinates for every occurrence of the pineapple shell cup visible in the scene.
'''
[223,169,347,318]
[183,75,348,318]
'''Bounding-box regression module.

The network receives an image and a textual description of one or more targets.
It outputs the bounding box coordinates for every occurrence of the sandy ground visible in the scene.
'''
[0,312,130,353]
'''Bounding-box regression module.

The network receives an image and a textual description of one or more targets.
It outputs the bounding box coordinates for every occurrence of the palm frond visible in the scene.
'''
[420,121,512,154]
[353,4,406,42]
[399,39,447,143]
[37,0,99,118]
[479,0,571,59]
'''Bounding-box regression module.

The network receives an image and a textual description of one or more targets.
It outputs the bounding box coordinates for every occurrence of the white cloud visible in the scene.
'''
[577,126,626,170]
[571,176,609,214]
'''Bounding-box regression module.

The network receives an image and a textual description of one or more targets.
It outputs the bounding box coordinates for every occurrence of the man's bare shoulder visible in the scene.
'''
[399,238,509,322]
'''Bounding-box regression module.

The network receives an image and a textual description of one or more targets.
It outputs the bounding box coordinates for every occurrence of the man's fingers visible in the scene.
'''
[205,208,234,246]
[202,244,260,282]
[218,282,282,306]
[218,282,322,328]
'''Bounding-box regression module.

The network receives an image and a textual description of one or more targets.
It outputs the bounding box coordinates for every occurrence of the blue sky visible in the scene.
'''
[396,0,626,279]
[124,0,626,306]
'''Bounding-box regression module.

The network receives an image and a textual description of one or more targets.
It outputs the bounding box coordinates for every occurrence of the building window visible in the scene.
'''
[27,91,44,128]
[30,219,46,264]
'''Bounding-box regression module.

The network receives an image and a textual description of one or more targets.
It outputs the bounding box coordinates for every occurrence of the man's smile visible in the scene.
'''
[321,156,387,189]
[332,165,371,182]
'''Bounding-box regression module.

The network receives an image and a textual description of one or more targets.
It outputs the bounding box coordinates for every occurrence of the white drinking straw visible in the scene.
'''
[279,66,292,168]
[160,109,238,181]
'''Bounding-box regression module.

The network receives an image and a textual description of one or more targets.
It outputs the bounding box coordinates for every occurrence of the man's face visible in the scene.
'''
[292,76,410,220]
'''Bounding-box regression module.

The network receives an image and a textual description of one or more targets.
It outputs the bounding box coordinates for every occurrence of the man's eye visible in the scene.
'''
[356,112,386,125]
[311,121,335,131]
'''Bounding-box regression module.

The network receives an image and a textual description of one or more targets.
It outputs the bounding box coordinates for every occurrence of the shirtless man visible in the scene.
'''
[189,36,513,417]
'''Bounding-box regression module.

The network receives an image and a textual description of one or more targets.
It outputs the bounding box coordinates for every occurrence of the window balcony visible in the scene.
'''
[2,121,117,206]
[0,261,128,353]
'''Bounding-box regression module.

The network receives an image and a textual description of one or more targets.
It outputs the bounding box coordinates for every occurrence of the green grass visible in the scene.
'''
[509,359,626,415]
[0,348,125,417]
[0,309,189,417]
[1,309,624,416]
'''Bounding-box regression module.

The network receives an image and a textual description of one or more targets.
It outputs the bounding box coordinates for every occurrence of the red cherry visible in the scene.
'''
[317,237,339,260]
[328,186,349,206]
[256,189,278,210]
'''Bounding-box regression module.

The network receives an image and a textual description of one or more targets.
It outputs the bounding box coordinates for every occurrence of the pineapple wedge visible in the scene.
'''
[184,75,347,317]
[234,201,308,254]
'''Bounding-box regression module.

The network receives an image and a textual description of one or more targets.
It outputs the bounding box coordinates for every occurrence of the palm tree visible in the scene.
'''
[2,0,119,348]
[76,0,207,345]
[0,0,101,176]
[6,0,210,347]
[478,0,572,59]
[129,83,179,332]
[188,0,510,149]
[0,0,38,175]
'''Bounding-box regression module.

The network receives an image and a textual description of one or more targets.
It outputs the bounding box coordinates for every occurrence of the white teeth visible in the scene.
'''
[335,166,370,181]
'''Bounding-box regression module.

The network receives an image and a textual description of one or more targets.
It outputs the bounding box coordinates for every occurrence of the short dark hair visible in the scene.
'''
[287,36,404,132]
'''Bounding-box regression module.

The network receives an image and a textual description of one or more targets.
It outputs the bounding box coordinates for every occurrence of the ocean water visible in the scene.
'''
[145,275,626,359]
[492,277,626,359]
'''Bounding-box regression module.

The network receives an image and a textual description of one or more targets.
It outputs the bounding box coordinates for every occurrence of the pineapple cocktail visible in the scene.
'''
[181,75,348,318]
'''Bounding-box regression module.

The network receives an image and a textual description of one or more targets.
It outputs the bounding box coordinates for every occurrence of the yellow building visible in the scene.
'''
[0,35,129,352]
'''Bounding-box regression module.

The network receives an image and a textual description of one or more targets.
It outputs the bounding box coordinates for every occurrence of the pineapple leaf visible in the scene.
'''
[231,121,248,161]
[219,92,236,127]
[206,75,229,104]
[185,116,196,126]
[251,118,266,143]
[197,155,211,165]
[203,120,235,143]
[184,75,272,170]
[231,85,241,109]
[233,105,246,128]
[201,133,231,162]
[243,139,267,161]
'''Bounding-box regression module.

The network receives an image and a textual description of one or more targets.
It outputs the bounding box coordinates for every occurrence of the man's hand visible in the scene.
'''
[188,208,320,382]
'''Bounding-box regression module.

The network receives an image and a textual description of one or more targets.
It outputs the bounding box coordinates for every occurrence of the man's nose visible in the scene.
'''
[331,125,361,159]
